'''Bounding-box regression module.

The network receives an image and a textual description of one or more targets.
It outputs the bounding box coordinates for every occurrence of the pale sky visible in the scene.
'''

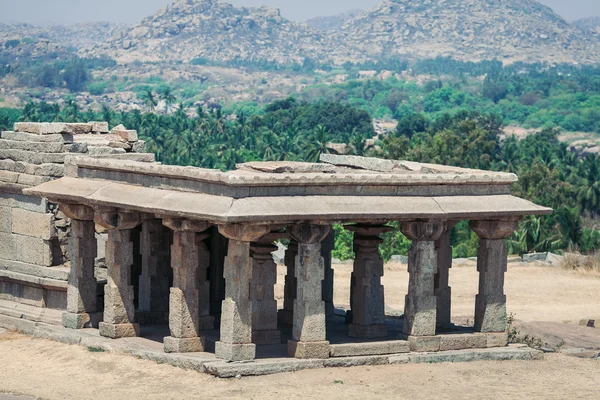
[0,0,598,25]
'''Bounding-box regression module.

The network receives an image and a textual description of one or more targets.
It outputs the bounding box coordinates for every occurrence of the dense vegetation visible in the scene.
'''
[296,60,600,133]
[3,98,600,260]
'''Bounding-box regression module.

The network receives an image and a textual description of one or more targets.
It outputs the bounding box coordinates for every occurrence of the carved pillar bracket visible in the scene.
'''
[346,224,393,338]
[250,233,283,345]
[434,220,459,330]
[215,223,270,362]
[400,220,445,337]
[61,204,98,329]
[94,208,141,231]
[287,223,331,359]
[470,219,519,333]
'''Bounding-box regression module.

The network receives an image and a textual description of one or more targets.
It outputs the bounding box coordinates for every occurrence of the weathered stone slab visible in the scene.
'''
[17,174,53,187]
[11,208,55,240]
[65,142,88,153]
[439,333,488,351]
[36,164,65,178]
[0,159,17,172]
[320,153,410,173]
[12,234,53,266]
[0,259,68,280]
[132,140,146,153]
[0,139,65,153]
[329,341,409,357]
[87,146,126,155]
[62,123,93,135]
[0,232,15,259]
[0,206,11,232]
[1,131,73,143]
[0,170,19,183]
[112,129,138,142]
[0,192,48,213]
[14,122,67,135]
[0,149,67,164]
[90,121,109,133]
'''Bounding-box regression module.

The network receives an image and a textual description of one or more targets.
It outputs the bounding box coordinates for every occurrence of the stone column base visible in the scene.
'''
[277,309,293,325]
[164,336,205,353]
[215,342,256,361]
[288,340,330,359]
[99,322,140,339]
[198,315,215,331]
[252,329,281,345]
[62,312,103,329]
[349,323,388,339]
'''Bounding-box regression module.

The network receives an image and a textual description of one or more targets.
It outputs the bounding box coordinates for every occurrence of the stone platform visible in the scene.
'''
[0,312,543,378]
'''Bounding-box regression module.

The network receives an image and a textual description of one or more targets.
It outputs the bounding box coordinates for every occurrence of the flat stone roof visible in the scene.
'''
[24,155,552,224]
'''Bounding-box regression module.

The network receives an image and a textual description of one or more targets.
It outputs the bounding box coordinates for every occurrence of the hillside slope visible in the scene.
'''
[89,0,358,64]
[573,17,600,36]
[333,0,600,64]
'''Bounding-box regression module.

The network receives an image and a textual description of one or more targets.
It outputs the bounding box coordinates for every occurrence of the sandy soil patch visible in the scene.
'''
[0,261,598,399]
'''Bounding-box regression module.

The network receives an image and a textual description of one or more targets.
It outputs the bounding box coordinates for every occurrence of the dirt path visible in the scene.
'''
[0,331,598,400]
[1,262,599,399]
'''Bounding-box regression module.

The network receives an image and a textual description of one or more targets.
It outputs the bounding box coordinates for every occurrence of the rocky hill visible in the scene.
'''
[0,22,126,53]
[333,0,600,64]
[573,17,600,36]
[4,0,600,65]
[305,10,364,31]
[88,0,359,64]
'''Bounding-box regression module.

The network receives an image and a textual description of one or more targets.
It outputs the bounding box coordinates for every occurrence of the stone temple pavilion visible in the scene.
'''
[22,150,551,363]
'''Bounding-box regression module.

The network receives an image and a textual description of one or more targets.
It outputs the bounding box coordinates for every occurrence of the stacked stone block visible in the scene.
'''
[0,121,155,322]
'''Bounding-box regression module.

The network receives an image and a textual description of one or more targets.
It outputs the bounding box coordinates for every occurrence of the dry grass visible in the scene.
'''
[561,251,600,274]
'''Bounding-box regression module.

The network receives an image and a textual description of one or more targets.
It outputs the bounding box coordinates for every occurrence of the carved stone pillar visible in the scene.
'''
[278,240,298,325]
[138,219,170,319]
[288,223,331,359]
[162,219,212,353]
[215,223,270,361]
[470,219,518,333]
[251,233,282,345]
[346,225,392,338]
[96,209,141,339]
[434,221,458,330]
[321,231,335,318]
[61,204,98,329]
[400,221,445,337]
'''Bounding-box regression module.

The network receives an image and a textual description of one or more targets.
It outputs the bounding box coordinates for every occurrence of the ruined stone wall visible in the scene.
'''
[0,121,155,322]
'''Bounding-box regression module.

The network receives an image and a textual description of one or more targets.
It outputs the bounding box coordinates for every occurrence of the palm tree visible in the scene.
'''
[304,124,333,162]
[140,89,157,112]
[556,206,583,250]
[161,87,177,109]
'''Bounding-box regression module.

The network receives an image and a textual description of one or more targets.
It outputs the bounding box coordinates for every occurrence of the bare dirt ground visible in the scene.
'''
[1,261,599,400]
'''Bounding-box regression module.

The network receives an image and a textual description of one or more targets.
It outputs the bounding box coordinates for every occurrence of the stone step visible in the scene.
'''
[329,340,410,357]
[0,299,63,326]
